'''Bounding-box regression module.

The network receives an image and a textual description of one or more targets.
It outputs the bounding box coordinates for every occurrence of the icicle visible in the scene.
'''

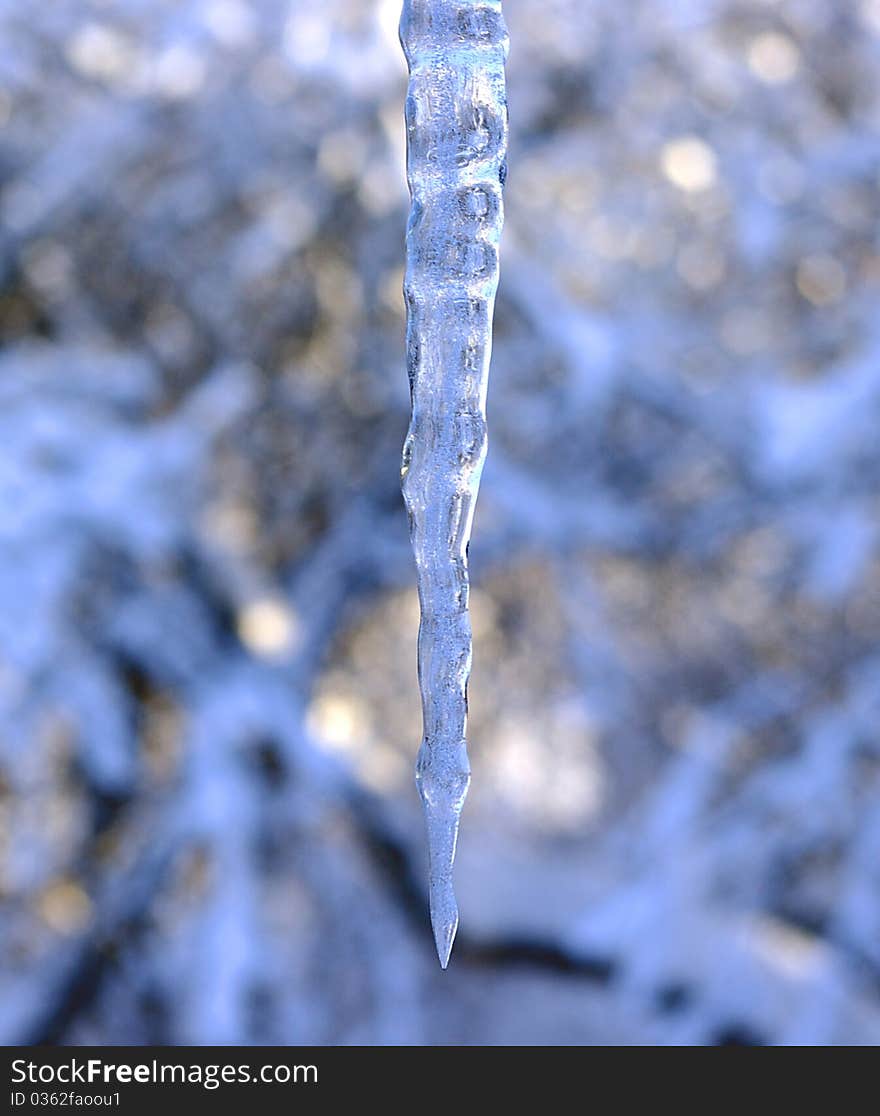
[399,0,509,968]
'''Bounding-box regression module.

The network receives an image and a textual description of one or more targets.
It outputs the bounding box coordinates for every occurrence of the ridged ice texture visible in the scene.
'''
[399,0,508,968]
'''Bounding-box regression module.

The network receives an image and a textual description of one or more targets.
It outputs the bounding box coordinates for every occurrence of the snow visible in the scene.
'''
[1,0,879,1045]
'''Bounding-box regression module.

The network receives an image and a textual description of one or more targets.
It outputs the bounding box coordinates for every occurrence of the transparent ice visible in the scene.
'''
[399,0,509,968]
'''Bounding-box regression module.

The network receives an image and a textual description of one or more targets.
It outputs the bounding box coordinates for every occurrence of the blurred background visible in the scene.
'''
[1,0,880,1046]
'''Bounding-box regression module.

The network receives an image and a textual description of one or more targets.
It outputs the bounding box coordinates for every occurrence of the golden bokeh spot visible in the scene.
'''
[38,879,93,935]
[660,136,717,193]
[236,597,300,658]
[747,32,801,85]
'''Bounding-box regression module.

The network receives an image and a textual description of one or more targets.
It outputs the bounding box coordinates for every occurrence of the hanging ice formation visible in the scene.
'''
[399,0,509,968]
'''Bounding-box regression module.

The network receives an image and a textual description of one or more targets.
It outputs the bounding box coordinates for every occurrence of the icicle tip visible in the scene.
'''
[429,880,459,969]
[417,745,469,969]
